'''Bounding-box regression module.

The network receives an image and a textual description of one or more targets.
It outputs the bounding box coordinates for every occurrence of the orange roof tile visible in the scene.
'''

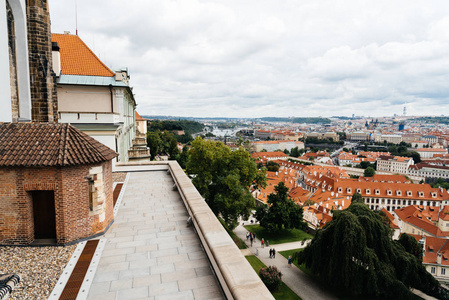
[135,111,146,121]
[52,33,115,77]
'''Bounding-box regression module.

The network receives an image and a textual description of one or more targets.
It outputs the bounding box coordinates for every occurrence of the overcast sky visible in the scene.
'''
[49,0,449,118]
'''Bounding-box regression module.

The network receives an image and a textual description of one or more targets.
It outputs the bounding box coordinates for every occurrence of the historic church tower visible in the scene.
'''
[26,0,57,122]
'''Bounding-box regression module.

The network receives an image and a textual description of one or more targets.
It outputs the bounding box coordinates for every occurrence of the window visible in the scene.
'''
[442,268,446,276]
[375,189,380,195]
[366,189,370,194]
[431,267,436,274]
[88,177,95,211]
[347,188,352,194]
[407,191,412,196]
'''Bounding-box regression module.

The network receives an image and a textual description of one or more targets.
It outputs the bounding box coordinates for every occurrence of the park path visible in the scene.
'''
[234,223,337,300]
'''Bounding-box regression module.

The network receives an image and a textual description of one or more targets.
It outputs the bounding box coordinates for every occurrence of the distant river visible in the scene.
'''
[209,127,246,137]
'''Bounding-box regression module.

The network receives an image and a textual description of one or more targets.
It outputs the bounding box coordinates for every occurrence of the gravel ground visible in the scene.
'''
[0,245,76,299]
[112,172,127,183]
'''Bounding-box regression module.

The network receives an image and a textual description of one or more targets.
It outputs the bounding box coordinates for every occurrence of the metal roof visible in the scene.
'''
[58,75,128,87]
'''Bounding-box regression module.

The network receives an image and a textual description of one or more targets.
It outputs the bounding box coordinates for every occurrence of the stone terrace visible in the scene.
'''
[88,171,223,299]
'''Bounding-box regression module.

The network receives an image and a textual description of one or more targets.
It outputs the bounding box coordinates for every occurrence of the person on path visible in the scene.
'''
[273,248,276,259]
[250,235,253,247]
[288,256,292,267]
[261,238,265,248]
[266,240,269,247]
[246,232,249,241]
[269,248,273,258]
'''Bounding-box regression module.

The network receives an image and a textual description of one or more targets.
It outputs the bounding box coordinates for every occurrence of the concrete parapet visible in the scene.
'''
[168,161,274,300]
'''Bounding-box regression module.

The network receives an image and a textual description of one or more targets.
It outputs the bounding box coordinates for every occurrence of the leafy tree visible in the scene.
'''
[283,149,290,155]
[398,233,423,260]
[147,131,162,160]
[296,202,445,299]
[187,137,266,229]
[290,147,301,157]
[176,145,189,169]
[255,182,307,232]
[364,166,375,177]
[410,151,421,163]
[351,192,364,204]
[266,161,280,172]
[431,178,449,190]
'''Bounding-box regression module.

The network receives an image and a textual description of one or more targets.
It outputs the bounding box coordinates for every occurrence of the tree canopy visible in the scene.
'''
[364,166,376,177]
[296,201,446,299]
[187,137,266,229]
[255,182,307,232]
[146,130,179,160]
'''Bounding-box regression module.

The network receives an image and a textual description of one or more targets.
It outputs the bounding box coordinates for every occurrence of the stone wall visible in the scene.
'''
[26,0,57,123]
[0,161,114,245]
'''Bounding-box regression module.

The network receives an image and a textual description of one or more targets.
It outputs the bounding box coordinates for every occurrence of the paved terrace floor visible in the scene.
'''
[87,170,224,300]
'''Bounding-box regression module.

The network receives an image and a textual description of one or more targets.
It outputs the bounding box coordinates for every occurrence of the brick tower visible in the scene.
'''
[26,0,57,123]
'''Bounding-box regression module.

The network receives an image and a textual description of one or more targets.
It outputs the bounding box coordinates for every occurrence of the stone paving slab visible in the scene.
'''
[87,171,224,299]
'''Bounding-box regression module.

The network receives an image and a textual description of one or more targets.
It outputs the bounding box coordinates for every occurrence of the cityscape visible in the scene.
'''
[1,1,449,300]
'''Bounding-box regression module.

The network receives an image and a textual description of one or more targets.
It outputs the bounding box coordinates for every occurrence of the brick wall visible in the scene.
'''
[26,0,57,123]
[0,161,114,245]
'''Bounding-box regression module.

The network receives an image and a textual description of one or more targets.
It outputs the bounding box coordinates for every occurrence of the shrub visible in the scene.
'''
[259,266,282,291]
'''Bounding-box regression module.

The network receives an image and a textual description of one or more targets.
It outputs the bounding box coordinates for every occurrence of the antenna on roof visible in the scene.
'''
[75,0,78,35]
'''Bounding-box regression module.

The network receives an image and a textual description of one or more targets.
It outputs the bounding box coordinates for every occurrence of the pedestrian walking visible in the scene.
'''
[273,248,276,259]
[261,238,265,248]
[269,248,273,258]
[288,256,292,267]
[246,232,249,241]
[266,240,269,247]
[250,235,253,247]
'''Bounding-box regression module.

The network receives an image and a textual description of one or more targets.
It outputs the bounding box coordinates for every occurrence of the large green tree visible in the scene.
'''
[296,202,446,299]
[364,166,376,177]
[187,137,266,229]
[255,182,306,232]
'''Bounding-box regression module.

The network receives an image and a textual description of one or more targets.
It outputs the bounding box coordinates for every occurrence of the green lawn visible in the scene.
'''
[244,224,313,245]
[279,248,313,276]
[245,255,302,300]
[219,218,247,249]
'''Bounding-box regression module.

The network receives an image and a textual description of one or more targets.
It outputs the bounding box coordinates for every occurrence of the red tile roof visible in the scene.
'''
[135,111,146,121]
[52,33,115,77]
[0,123,117,167]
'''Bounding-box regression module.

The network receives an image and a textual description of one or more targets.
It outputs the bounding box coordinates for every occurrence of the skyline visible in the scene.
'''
[49,0,449,118]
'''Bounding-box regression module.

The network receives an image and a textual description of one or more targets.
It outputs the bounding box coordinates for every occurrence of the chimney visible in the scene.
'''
[437,253,442,265]
[342,200,345,207]
[52,42,61,77]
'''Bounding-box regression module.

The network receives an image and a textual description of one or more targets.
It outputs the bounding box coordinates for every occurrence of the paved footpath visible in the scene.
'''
[234,223,337,300]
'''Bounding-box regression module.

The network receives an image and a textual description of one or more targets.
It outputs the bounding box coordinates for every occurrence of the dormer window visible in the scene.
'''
[396,190,402,196]
[431,192,437,198]
[419,191,424,197]
[387,190,392,195]
[407,191,412,197]
[375,189,380,195]
[347,188,352,194]
[366,189,371,194]
[356,188,361,193]
[338,187,342,193]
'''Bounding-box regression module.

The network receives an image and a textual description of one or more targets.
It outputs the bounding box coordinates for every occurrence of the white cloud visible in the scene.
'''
[49,0,449,117]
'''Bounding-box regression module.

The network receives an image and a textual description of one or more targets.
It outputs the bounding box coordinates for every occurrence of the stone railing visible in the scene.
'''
[115,161,274,300]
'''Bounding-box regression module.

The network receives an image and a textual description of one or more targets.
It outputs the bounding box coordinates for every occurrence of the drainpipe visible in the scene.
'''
[109,84,113,112]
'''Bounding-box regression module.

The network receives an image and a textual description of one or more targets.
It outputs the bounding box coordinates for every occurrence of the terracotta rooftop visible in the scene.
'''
[135,111,146,121]
[0,123,118,167]
[52,33,115,77]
